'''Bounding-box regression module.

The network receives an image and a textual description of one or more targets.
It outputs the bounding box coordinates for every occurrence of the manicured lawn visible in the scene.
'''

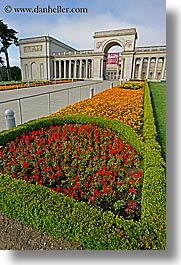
[149,82,166,160]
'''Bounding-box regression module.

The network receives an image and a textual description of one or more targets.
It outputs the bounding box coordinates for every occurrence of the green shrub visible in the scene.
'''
[120,82,143,90]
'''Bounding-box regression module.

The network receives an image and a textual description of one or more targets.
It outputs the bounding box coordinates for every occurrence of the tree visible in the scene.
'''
[11,66,21,80]
[0,55,4,65]
[0,20,18,80]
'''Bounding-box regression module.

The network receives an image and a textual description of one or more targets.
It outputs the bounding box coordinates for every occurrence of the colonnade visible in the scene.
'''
[53,59,93,79]
[53,55,166,81]
[132,57,166,80]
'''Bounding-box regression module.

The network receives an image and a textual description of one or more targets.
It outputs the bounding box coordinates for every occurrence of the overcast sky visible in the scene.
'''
[0,0,166,67]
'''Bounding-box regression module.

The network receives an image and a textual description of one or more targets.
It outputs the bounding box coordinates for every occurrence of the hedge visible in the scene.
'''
[140,81,166,249]
[0,104,166,249]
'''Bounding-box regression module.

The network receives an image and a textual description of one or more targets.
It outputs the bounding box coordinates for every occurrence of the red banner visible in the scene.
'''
[106,53,119,64]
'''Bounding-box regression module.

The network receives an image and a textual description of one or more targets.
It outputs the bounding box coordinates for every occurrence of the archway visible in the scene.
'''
[93,28,137,80]
[103,41,123,80]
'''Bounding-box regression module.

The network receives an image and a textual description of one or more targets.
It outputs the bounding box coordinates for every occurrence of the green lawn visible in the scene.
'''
[149,82,166,160]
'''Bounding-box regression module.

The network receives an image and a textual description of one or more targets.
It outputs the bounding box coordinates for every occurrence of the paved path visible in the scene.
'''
[0,80,119,132]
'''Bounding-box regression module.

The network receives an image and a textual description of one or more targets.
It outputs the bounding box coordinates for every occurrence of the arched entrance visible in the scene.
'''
[93,28,137,80]
[103,42,123,80]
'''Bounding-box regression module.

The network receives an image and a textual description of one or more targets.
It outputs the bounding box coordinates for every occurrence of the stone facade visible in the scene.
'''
[18,28,166,81]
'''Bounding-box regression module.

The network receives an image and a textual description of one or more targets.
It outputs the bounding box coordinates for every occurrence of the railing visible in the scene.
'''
[52,50,94,57]
[0,80,119,131]
[135,46,166,52]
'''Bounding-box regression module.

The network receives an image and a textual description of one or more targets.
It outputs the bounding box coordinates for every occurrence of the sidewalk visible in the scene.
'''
[0,80,117,132]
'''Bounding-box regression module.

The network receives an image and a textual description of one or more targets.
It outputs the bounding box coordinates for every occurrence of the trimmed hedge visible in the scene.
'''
[140,81,166,249]
[0,110,166,249]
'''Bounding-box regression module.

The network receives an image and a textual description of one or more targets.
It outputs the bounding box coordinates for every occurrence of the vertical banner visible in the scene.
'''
[106,53,119,64]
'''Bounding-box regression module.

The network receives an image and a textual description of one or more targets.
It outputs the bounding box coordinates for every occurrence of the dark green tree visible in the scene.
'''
[0,20,18,80]
[11,66,21,81]
[0,55,4,65]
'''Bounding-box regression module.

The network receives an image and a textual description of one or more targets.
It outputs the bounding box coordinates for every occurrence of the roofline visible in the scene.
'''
[18,35,76,51]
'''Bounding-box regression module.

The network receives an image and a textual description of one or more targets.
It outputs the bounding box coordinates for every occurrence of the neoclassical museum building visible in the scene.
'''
[18,28,166,81]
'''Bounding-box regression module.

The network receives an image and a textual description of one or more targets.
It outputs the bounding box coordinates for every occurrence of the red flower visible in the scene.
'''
[105,171,110,177]
[102,178,106,184]
[50,173,55,180]
[89,196,95,204]
[44,166,47,173]
[80,190,84,196]
[48,165,53,171]
[97,169,103,175]
[37,149,43,155]
[128,187,137,194]
[23,162,29,168]
[137,171,142,177]
[57,171,62,177]
[55,186,61,192]
[85,183,89,189]
[103,154,107,161]
[33,174,39,181]
[73,183,79,191]
[38,179,43,185]
[124,160,128,165]
[133,201,137,206]
[94,189,100,197]
[104,186,108,193]
[71,192,77,198]
[116,182,122,186]
[23,176,29,181]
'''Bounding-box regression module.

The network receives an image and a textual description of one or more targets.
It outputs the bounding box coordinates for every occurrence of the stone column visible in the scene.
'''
[69,60,72,79]
[59,60,61,79]
[74,60,77,79]
[64,60,66,79]
[132,57,136,79]
[91,60,94,78]
[161,58,166,79]
[138,58,143,79]
[85,61,87,78]
[87,60,90,78]
[146,58,151,79]
[153,58,159,80]
[79,60,82,78]
[122,52,134,80]
[121,58,124,79]
[100,59,104,79]
[93,57,103,80]
[54,60,57,78]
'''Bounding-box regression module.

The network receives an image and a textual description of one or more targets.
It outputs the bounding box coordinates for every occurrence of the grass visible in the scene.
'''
[149,82,166,160]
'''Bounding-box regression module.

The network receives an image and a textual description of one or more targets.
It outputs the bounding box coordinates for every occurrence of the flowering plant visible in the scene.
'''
[52,83,144,135]
[0,123,143,220]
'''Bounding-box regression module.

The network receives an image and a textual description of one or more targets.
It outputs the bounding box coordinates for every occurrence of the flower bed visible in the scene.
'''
[0,122,143,220]
[52,82,144,135]
[0,114,166,249]
[0,79,79,91]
